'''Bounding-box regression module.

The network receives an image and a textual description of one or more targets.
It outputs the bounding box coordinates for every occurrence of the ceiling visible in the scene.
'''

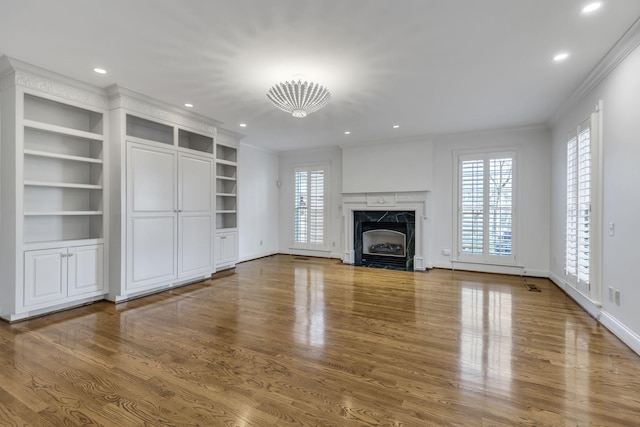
[1,0,640,152]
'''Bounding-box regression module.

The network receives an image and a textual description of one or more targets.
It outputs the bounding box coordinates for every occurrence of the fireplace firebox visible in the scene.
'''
[354,211,415,271]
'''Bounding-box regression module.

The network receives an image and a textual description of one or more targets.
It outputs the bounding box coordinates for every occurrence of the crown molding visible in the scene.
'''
[0,55,108,109]
[107,84,221,136]
[550,17,640,124]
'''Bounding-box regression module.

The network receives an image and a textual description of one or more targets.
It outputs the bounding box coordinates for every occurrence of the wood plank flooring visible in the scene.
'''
[1,254,639,426]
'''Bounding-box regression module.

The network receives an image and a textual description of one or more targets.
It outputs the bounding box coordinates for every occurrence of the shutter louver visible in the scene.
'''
[294,166,325,247]
[489,158,513,256]
[461,160,484,254]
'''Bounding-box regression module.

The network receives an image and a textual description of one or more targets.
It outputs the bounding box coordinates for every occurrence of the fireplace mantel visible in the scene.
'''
[341,191,431,270]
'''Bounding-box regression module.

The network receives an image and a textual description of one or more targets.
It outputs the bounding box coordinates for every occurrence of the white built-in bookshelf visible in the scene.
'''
[22,94,105,245]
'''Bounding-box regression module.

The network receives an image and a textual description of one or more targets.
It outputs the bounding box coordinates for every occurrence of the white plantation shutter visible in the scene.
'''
[565,134,578,276]
[566,117,592,287]
[461,160,484,254]
[458,153,515,263]
[294,170,308,243]
[294,165,326,248]
[489,158,513,256]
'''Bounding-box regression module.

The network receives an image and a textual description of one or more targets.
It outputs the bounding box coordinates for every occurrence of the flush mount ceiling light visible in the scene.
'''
[266,79,331,118]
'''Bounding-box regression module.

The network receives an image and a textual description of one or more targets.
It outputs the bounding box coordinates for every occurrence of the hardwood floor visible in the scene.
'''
[1,255,639,426]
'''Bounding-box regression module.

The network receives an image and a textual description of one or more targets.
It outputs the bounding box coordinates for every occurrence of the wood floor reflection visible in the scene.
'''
[1,254,639,426]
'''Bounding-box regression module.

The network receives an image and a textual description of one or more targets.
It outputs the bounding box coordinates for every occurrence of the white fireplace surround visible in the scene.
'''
[341,191,431,270]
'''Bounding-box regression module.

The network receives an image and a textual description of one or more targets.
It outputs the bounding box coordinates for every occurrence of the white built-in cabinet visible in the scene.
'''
[0,57,108,321]
[0,58,244,318]
[108,86,220,301]
[215,129,241,270]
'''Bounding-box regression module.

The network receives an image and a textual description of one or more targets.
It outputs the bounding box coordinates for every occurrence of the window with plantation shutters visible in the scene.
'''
[294,165,326,248]
[458,152,515,263]
[566,117,592,287]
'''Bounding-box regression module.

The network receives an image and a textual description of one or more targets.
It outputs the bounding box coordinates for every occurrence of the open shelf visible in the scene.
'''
[24,215,103,244]
[126,114,173,145]
[24,149,103,164]
[24,94,103,134]
[179,129,213,154]
[25,211,103,216]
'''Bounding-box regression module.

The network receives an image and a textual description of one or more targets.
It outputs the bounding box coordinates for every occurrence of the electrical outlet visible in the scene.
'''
[608,286,614,302]
[608,222,615,236]
[442,249,451,256]
[260,240,263,246]
[615,289,621,306]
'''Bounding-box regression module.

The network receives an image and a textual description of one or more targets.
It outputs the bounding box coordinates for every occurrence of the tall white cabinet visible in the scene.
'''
[108,86,220,301]
[0,57,108,321]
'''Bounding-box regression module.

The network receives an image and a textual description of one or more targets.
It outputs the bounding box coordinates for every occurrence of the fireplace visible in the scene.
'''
[342,192,430,271]
[354,211,415,271]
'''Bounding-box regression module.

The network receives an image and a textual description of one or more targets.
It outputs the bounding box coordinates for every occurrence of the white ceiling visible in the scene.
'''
[1,0,640,151]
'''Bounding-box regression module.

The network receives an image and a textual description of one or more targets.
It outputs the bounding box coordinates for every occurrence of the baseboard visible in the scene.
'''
[548,272,640,356]
[238,250,278,263]
[599,310,640,356]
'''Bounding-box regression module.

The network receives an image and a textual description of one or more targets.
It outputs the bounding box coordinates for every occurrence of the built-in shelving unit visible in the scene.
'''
[107,85,221,301]
[215,143,238,230]
[214,128,243,270]
[22,94,105,246]
[0,57,109,321]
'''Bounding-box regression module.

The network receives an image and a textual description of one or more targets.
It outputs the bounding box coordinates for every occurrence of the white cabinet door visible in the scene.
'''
[68,245,104,297]
[24,248,66,307]
[215,231,238,268]
[128,215,177,289]
[178,153,213,277]
[127,142,178,290]
[128,143,176,213]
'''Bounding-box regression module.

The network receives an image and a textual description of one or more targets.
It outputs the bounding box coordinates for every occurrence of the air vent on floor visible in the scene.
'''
[524,283,541,292]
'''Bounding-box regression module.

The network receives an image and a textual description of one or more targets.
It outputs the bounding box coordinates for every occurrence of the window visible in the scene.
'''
[565,118,592,287]
[294,165,326,248]
[458,152,515,263]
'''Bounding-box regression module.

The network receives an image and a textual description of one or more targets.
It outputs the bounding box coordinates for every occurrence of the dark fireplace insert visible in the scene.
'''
[354,211,415,271]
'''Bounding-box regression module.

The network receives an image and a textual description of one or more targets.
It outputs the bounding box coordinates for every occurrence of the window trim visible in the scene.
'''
[292,163,329,251]
[453,149,518,266]
[564,105,602,303]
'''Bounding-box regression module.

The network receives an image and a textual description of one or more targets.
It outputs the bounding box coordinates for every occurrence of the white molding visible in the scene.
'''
[342,191,430,270]
[550,17,640,124]
[238,250,278,263]
[599,311,640,356]
[550,273,640,356]
[107,85,220,135]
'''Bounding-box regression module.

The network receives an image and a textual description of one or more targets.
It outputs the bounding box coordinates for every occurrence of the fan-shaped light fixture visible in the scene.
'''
[266,79,331,118]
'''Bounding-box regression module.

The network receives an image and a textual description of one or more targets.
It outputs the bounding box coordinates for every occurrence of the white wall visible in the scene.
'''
[430,126,552,275]
[342,138,434,193]
[238,143,280,262]
[341,127,551,275]
[550,39,640,353]
[278,147,343,258]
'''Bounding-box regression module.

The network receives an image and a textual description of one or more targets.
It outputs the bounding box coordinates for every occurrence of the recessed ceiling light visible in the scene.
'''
[553,52,569,62]
[184,103,193,108]
[344,131,351,135]
[393,125,400,129]
[239,123,247,128]
[582,2,602,14]
[93,68,107,74]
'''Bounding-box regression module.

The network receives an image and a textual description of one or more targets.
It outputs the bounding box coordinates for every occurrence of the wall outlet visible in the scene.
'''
[442,248,451,256]
[615,289,621,306]
[260,240,263,246]
[608,222,615,236]
[608,286,614,302]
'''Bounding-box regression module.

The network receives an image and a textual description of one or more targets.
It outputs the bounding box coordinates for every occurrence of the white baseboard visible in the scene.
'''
[549,273,640,356]
[238,250,278,263]
[599,310,640,356]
